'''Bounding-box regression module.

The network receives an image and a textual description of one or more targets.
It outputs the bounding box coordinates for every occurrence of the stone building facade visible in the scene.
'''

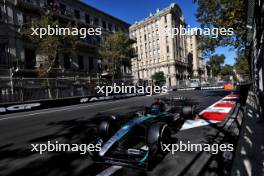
[0,0,130,78]
[129,3,190,86]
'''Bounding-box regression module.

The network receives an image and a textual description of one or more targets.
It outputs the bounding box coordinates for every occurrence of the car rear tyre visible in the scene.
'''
[98,116,116,139]
[182,106,194,119]
[146,122,171,170]
[147,122,171,155]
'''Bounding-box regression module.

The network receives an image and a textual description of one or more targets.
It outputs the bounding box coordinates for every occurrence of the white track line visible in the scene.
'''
[95,145,148,176]
[0,93,168,121]
[96,166,123,176]
[0,95,151,121]
[180,120,219,130]
[0,104,129,121]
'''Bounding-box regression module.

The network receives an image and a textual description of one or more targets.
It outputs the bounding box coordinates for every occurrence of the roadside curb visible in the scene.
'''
[182,101,243,175]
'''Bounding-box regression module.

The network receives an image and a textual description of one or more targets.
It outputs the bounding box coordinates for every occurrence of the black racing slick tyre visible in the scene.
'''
[147,122,171,155]
[182,106,194,119]
[98,116,116,139]
[146,122,171,170]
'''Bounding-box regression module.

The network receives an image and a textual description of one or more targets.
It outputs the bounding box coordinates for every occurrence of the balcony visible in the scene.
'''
[16,1,75,22]
[50,8,74,22]
[76,36,99,48]
[16,0,44,12]
[175,60,188,67]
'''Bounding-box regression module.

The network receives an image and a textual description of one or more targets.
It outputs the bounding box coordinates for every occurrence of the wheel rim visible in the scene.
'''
[159,124,170,150]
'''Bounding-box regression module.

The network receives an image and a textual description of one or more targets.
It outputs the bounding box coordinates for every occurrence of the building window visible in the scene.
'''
[94,17,99,26]
[115,25,118,31]
[24,48,36,69]
[60,3,66,15]
[78,55,84,69]
[0,44,6,65]
[102,21,106,29]
[0,7,2,20]
[47,0,54,5]
[74,9,80,19]
[94,36,101,44]
[164,15,167,23]
[166,36,169,43]
[23,15,33,28]
[54,53,59,67]
[108,23,112,31]
[89,57,94,71]
[64,54,70,69]
[85,14,90,24]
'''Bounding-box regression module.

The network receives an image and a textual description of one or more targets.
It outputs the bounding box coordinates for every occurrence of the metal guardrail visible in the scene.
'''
[0,77,139,105]
[176,80,232,89]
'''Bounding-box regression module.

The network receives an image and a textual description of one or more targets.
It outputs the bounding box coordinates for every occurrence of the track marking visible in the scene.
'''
[0,102,111,121]
[0,93,167,121]
[180,120,219,130]
[96,165,122,176]
[0,104,130,121]
[0,95,152,121]
[95,145,147,176]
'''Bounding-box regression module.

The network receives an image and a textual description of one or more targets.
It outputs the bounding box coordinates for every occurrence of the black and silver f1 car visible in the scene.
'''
[88,99,194,170]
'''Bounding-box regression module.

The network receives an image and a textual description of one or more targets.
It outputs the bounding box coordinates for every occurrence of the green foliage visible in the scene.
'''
[151,71,166,86]
[220,64,236,81]
[234,53,250,77]
[220,64,234,76]
[194,0,247,55]
[99,31,135,80]
[20,16,77,77]
[207,54,225,77]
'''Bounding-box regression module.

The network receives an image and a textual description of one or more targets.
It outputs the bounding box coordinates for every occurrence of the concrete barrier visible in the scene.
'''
[0,93,144,115]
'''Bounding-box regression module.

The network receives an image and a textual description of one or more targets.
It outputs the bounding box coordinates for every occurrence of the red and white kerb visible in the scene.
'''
[199,94,239,121]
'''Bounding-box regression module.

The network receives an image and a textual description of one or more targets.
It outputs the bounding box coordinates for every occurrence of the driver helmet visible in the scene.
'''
[150,104,159,114]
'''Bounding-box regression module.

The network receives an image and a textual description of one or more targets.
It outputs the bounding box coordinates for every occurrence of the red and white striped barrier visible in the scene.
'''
[181,94,239,130]
[199,94,239,121]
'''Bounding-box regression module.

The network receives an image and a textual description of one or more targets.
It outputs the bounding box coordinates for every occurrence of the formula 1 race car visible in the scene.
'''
[88,98,194,170]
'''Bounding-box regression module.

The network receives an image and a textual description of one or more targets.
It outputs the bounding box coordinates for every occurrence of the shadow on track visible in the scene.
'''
[0,116,114,176]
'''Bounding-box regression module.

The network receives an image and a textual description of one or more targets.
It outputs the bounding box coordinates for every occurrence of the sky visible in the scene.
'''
[83,0,237,65]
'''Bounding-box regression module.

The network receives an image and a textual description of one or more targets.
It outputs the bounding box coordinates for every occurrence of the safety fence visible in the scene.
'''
[0,77,147,105]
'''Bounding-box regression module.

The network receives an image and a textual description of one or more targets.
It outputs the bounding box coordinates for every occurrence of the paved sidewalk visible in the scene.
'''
[231,91,264,176]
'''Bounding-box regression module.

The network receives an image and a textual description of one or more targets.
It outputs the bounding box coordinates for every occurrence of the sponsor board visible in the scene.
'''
[0,103,41,113]
[0,93,144,115]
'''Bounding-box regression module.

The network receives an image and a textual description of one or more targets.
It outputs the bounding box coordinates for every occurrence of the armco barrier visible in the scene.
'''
[177,86,224,91]
[0,93,144,115]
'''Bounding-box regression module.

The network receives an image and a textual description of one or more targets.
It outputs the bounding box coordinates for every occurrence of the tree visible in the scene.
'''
[99,31,135,83]
[194,0,247,55]
[234,53,250,79]
[220,64,233,76]
[20,16,77,98]
[220,64,235,81]
[21,16,77,77]
[151,71,166,86]
[206,54,225,77]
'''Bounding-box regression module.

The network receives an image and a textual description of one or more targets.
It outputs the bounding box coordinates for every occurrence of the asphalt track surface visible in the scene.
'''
[0,90,230,176]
